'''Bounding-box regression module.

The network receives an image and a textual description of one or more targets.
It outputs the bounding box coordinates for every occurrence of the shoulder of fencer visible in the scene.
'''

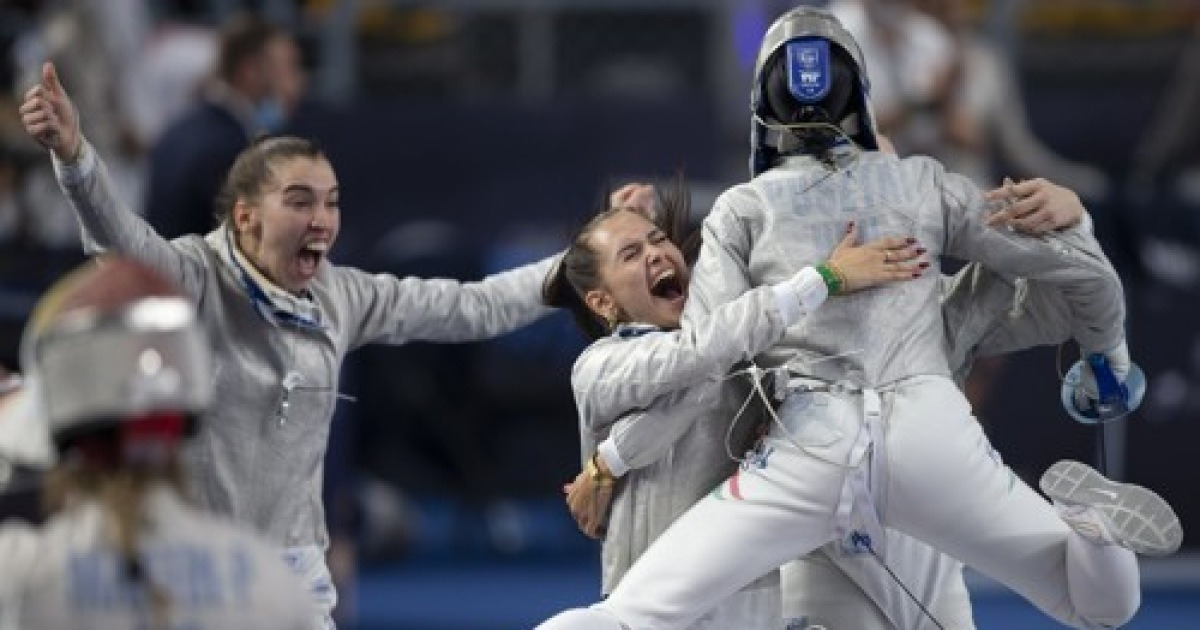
[571,330,680,385]
[891,153,945,175]
[573,332,660,378]
[710,183,760,214]
[571,337,615,387]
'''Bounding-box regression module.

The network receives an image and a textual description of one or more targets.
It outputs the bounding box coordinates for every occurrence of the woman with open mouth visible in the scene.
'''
[544,172,1118,630]
[21,61,560,629]
[537,8,1181,630]
[542,179,926,628]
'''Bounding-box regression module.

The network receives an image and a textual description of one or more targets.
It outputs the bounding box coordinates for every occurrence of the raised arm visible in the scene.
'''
[20,62,205,300]
[341,254,558,349]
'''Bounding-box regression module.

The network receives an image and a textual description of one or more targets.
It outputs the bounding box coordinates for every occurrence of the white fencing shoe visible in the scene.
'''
[1040,460,1183,556]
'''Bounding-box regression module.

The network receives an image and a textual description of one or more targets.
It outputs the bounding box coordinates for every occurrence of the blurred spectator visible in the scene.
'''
[916,0,1109,199]
[828,0,959,157]
[124,21,218,150]
[7,0,145,247]
[144,13,305,240]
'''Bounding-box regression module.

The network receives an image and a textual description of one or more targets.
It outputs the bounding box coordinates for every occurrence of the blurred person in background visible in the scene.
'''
[826,0,959,158]
[909,0,1109,200]
[22,61,560,628]
[7,0,145,252]
[826,0,1107,200]
[0,257,314,629]
[145,12,306,240]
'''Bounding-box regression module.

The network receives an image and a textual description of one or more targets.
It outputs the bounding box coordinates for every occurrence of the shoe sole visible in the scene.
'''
[1040,460,1183,556]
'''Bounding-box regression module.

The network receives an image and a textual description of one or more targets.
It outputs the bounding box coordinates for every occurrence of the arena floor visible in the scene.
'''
[350,554,1200,629]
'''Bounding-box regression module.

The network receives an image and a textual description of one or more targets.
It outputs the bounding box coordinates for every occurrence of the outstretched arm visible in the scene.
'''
[340,255,558,349]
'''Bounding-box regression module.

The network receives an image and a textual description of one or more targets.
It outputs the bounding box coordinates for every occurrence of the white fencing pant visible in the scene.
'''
[781,533,974,630]
[540,375,1139,630]
[538,572,780,630]
[682,572,779,630]
[281,545,338,630]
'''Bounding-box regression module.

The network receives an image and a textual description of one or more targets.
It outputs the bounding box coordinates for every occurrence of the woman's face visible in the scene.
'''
[233,156,340,294]
[584,210,689,330]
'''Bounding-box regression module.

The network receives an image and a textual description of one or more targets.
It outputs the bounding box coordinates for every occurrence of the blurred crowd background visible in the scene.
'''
[1,0,1198,627]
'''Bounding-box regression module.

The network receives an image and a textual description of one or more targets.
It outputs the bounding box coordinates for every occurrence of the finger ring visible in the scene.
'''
[884,251,891,263]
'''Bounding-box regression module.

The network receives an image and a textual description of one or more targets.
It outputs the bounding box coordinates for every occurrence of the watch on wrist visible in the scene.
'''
[585,453,614,487]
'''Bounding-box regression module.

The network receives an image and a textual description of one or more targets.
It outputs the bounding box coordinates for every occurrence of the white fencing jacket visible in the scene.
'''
[52,140,556,551]
[0,486,314,629]
[578,157,1116,591]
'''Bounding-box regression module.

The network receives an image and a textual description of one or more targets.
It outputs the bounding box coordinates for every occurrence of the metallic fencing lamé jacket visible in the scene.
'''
[575,164,1111,591]
[685,151,1124,387]
[52,140,556,551]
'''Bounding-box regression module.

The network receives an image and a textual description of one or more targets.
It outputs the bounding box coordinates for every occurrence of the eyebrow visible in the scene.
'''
[280,184,339,196]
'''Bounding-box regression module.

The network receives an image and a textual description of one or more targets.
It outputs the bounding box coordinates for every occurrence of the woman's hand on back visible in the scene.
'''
[826,222,928,293]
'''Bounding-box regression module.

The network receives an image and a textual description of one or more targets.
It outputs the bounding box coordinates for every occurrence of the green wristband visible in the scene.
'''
[815,263,842,296]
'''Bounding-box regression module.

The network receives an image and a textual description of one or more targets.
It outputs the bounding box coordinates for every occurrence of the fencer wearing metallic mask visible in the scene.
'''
[535,8,1180,630]
[0,257,315,629]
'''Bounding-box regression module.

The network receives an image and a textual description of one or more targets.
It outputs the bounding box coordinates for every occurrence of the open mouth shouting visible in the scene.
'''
[296,241,329,279]
[650,268,687,304]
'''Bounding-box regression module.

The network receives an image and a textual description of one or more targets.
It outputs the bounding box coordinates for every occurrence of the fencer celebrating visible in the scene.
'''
[555,176,1132,630]
[543,183,926,628]
[537,8,1181,630]
[20,61,555,627]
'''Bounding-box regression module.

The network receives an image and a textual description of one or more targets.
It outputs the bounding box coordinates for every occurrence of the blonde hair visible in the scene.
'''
[44,458,186,629]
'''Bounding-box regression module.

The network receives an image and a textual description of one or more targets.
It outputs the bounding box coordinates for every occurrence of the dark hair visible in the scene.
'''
[216,13,284,84]
[214,135,326,226]
[542,176,698,340]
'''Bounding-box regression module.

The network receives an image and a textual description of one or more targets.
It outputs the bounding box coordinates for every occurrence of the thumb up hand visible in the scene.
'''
[19,62,81,163]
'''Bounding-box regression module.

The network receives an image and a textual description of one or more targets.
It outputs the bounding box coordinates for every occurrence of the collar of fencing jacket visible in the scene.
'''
[209,225,324,330]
